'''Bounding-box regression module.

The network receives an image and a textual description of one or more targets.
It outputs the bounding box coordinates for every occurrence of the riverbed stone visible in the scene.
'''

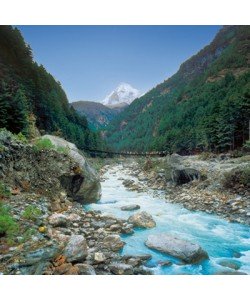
[218,259,241,270]
[94,252,106,263]
[145,233,208,264]
[102,234,125,252]
[121,204,140,211]
[48,213,68,227]
[128,211,156,228]
[109,263,133,275]
[75,263,96,275]
[64,235,88,262]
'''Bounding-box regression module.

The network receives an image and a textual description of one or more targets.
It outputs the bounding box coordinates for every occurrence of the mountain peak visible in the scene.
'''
[102,83,140,106]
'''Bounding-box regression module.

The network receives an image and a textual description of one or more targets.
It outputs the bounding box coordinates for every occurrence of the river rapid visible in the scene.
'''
[85,163,250,275]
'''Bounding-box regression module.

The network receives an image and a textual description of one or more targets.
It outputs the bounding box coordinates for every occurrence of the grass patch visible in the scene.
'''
[56,146,70,155]
[0,203,19,243]
[33,138,55,152]
[22,205,42,221]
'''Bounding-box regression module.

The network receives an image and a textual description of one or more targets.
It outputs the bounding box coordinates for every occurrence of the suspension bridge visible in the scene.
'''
[82,147,168,157]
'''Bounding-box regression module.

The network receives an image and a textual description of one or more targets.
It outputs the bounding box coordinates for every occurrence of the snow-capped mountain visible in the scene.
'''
[102,83,141,107]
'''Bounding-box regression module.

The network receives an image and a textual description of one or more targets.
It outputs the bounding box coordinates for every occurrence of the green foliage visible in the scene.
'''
[33,138,55,152]
[22,205,42,221]
[243,140,250,151]
[20,227,37,243]
[0,203,19,241]
[33,138,71,155]
[15,132,28,143]
[222,167,250,189]
[56,146,70,155]
[0,181,11,198]
[106,26,250,154]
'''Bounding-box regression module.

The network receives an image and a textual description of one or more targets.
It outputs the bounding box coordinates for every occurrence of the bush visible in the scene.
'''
[199,152,216,160]
[33,138,55,152]
[22,205,42,221]
[0,181,11,199]
[243,140,250,152]
[15,132,27,143]
[222,167,250,189]
[0,203,18,241]
[33,138,69,155]
[56,146,70,155]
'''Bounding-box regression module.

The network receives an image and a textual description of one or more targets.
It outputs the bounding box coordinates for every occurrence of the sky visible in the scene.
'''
[18,25,221,102]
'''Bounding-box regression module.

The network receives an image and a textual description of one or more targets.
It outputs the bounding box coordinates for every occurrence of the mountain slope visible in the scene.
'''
[106,26,250,153]
[71,101,120,130]
[102,83,140,107]
[0,26,104,150]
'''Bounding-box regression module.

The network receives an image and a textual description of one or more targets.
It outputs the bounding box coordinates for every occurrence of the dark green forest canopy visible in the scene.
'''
[0,26,105,151]
[106,26,250,153]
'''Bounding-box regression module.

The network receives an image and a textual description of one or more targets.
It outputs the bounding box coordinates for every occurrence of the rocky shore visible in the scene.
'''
[0,131,152,275]
[0,197,152,275]
[118,154,250,226]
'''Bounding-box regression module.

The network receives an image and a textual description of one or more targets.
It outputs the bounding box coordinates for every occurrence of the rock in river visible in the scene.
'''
[145,233,208,264]
[64,235,88,263]
[128,211,156,228]
[121,204,140,211]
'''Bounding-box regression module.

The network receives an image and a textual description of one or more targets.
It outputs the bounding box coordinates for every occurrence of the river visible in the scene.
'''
[85,163,250,275]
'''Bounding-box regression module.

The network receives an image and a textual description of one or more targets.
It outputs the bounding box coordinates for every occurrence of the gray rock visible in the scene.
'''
[121,204,140,211]
[64,235,88,262]
[128,211,156,228]
[102,234,125,252]
[23,246,59,265]
[41,135,101,203]
[94,252,106,263]
[145,233,208,264]
[75,263,96,275]
[109,263,133,275]
[48,213,67,227]
[172,168,201,185]
[218,259,241,270]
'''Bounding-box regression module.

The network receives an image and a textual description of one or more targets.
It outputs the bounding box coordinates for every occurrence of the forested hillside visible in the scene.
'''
[0,26,104,150]
[106,26,250,153]
[71,101,120,130]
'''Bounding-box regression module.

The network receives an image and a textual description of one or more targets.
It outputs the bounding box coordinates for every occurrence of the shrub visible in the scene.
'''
[222,167,250,189]
[33,138,55,152]
[0,181,11,199]
[56,146,70,155]
[21,228,37,243]
[15,132,28,143]
[199,152,216,160]
[243,140,250,152]
[0,203,19,241]
[22,205,42,221]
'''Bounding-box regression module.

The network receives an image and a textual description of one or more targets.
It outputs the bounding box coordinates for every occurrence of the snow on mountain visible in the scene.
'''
[102,83,141,107]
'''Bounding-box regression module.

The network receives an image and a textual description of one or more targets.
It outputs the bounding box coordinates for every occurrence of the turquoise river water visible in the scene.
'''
[85,164,250,275]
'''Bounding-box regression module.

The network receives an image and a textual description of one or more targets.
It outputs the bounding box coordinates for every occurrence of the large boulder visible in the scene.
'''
[171,168,200,185]
[128,211,156,228]
[145,233,208,264]
[0,132,101,204]
[41,135,101,203]
[64,235,88,263]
